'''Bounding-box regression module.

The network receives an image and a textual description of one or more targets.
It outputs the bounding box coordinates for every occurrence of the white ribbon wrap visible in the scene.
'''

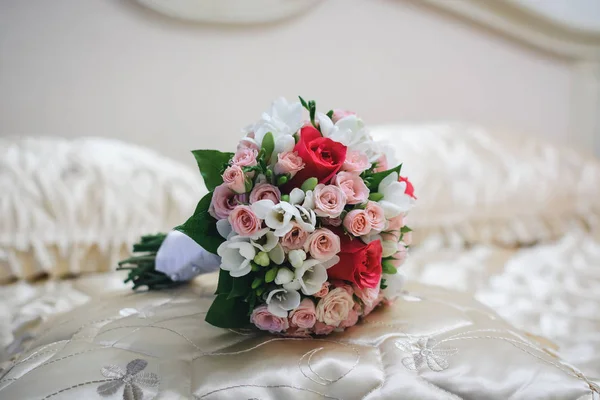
[155,230,221,281]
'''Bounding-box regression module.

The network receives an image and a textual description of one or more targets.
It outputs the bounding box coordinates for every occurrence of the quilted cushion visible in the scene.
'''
[0,280,597,399]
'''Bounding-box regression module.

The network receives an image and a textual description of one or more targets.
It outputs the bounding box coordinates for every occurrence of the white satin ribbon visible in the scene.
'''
[155,230,221,281]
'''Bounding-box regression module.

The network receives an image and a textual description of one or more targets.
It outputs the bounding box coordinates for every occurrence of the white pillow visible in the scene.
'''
[0,137,202,282]
[372,123,600,246]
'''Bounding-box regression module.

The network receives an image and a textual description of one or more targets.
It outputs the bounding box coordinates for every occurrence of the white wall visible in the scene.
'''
[0,0,574,165]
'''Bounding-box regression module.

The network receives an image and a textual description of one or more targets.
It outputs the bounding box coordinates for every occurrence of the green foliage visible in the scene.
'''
[205,294,250,329]
[364,164,402,191]
[175,192,224,255]
[382,259,398,275]
[261,132,275,163]
[401,226,412,233]
[227,274,252,300]
[192,149,234,191]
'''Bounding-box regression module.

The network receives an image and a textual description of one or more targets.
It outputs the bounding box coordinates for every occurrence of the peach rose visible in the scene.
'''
[363,292,384,316]
[250,304,289,333]
[313,184,346,218]
[250,183,281,204]
[315,287,354,327]
[334,172,369,205]
[304,228,341,261]
[281,222,309,251]
[232,148,258,167]
[365,201,385,232]
[274,151,305,178]
[229,205,262,237]
[209,184,247,220]
[289,298,317,329]
[340,308,359,328]
[342,150,371,173]
[343,210,372,237]
[314,282,330,298]
[222,165,248,194]
[313,321,336,335]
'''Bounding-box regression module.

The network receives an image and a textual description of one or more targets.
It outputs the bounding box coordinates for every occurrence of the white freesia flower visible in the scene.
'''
[217,236,256,277]
[283,279,302,291]
[251,199,300,237]
[288,249,307,268]
[302,190,315,209]
[377,172,415,218]
[295,256,340,295]
[249,97,303,152]
[266,288,301,318]
[317,112,380,162]
[251,231,278,252]
[382,272,405,300]
[216,219,233,239]
[275,267,294,285]
[289,188,305,205]
[294,205,316,233]
[269,243,285,265]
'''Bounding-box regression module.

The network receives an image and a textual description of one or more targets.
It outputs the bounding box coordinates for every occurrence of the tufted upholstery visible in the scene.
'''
[0,279,597,399]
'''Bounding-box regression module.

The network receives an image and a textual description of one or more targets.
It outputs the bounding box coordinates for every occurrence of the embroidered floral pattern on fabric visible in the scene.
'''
[396,337,458,372]
[97,359,159,400]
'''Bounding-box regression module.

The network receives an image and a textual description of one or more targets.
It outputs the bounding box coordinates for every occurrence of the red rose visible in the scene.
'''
[289,126,347,186]
[328,235,382,289]
[398,176,416,199]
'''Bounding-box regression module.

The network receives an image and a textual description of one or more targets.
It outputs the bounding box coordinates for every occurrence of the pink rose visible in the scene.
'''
[232,148,258,167]
[314,282,330,298]
[365,201,385,232]
[313,184,346,218]
[222,165,248,194]
[313,321,336,335]
[274,151,305,178]
[209,184,247,220]
[340,308,359,328]
[250,304,289,333]
[281,222,309,251]
[353,284,380,311]
[390,245,408,268]
[332,109,356,123]
[342,150,371,173]
[333,172,369,205]
[238,132,260,151]
[304,228,341,261]
[381,214,404,242]
[249,183,281,204]
[343,210,372,237]
[229,205,262,237]
[315,287,354,327]
[289,298,317,329]
[363,293,384,316]
[374,154,388,173]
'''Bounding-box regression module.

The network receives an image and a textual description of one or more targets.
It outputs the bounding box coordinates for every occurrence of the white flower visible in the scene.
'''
[249,97,303,153]
[295,256,340,295]
[362,233,397,258]
[289,188,305,205]
[251,199,300,237]
[251,230,278,252]
[317,113,380,162]
[269,243,285,265]
[383,272,405,300]
[275,267,294,285]
[217,236,256,277]
[302,190,315,209]
[377,172,415,218]
[294,205,316,233]
[216,219,233,239]
[288,249,307,268]
[266,288,301,318]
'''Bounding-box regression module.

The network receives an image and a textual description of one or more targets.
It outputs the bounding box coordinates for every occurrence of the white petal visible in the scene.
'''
[252,231,278,252]
[383,272,405,299]
[382,241,398,258]
[289,188,305,205]
[273,224,293,237]
[288,249,307,268]
[378,171,399,193]
[251,199,275,219]
[275,135,295,154]
[279,289,301,310]
[268,302,289,318]
[216,219,232,239]
[301,265,328,295]
[321,255,340,269]
[229,259,251,277]
[237,242,256,260]
[284,279,302,291]
[268,243,285,265]
[266,289,285,304]
[316,112,334,136]
[379,200,404,219]
[302,191,315,209]
[275,267,294,285]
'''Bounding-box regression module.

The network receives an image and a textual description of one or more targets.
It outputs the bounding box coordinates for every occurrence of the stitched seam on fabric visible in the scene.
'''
[194,384,340,399]
[41,378,114,399]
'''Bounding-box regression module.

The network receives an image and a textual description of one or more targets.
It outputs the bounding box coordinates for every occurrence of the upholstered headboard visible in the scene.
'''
[0,0,599,163]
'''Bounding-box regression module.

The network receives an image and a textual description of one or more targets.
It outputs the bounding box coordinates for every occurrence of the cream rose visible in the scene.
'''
[315,287,354,327]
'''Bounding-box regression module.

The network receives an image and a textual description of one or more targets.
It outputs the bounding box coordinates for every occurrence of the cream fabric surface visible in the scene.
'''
[405,229,600,379]
[0,278,598,400]
[371,123,600,246]
[0,137,202,282]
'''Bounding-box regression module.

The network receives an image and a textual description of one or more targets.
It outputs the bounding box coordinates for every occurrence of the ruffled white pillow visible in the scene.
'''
[371,123,600,246]
[0,137,202,282]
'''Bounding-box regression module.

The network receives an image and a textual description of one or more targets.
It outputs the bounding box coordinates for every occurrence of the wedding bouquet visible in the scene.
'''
[119,97,416,336]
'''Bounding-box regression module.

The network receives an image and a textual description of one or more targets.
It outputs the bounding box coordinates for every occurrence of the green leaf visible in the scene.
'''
[326,110,334,119]
[309,100,316,126]
[215,268,233,295]
[368,164,402,191]
[299,96,308,110]
[205,294,249,329]
[261,132,275,163]
[265,267,278,283]
[382,260,398,275]
[401,226,412,234]
[191,149,234,191]
[175,192,225,255]
[227,275,252,300]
